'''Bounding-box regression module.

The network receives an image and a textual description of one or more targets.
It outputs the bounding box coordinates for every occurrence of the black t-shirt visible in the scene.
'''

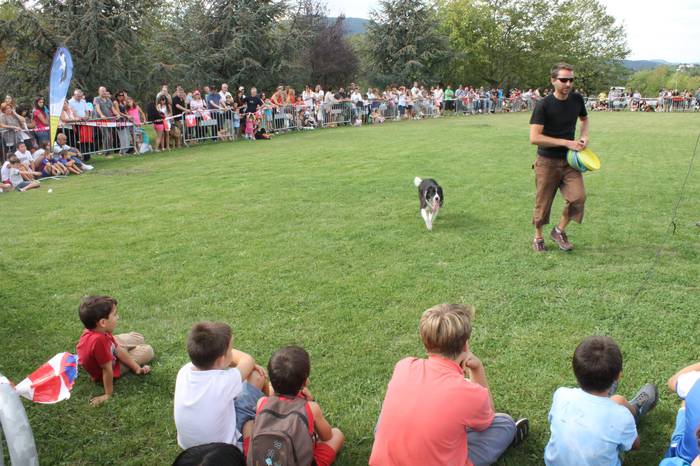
[145,103,162,123]
[244,96,263,114]
[172,95,185,116]
[529,92,587,158]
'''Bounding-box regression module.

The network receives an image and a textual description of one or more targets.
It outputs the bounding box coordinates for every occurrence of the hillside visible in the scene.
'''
[329,16,369,36]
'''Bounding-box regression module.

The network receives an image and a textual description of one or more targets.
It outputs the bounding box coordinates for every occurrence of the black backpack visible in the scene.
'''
[247,395,316,466]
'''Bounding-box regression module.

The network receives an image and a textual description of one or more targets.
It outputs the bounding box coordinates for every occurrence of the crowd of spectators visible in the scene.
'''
[592,88,700,112]
[2,82,543,163]
[2,81,699,191]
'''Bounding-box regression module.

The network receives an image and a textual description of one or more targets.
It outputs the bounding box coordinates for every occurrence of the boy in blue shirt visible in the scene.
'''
[660,361,700,466]
[545,336,658,466]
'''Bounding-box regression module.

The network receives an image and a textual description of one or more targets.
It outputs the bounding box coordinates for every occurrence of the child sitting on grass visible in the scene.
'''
[58,149,83,175]
[246,346,345,466]
[545,336,658,466]
[370,303,528,466]
[370,109,385,124]
[174,322,269,451]
[30,142,65,176]
[15,142,43,180]
[659,360,700,466]
[1,155,40,192]
[76,295,154,406]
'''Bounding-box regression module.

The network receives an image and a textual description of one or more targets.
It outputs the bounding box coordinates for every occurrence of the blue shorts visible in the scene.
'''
[664,408,686,458]
[234,382,264,438]
[15,181,31,191]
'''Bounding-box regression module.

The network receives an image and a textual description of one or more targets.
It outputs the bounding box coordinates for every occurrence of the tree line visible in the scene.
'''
[0,0,632,105]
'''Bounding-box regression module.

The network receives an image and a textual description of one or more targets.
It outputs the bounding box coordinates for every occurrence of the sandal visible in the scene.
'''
[512,418,529,446]
[532,238,546,252]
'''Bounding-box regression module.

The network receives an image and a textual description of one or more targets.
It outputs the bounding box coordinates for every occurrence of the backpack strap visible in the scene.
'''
[255,396,268,415]
[304,401,314,436]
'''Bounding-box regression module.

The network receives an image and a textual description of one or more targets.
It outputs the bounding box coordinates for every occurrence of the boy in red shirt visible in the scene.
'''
[370,303,528,466]
[76,296,154,406]
[246,346,344,466]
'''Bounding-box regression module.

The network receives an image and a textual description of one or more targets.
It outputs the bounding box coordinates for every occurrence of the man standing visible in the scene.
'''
[93,86,115,152]
[529,63,589,252]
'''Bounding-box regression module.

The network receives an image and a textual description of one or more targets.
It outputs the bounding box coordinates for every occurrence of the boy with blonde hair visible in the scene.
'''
[370,303,527,466]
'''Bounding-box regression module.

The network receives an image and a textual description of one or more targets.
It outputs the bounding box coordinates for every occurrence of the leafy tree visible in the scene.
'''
[537,0,630,94]
[0,1,56,100]
[627,66,700,96]
[310,16,359,87]
[0,0,160,102]
[440,0,549,88]
[365,0,451,86]
[275,0,329,89]
[439,0,629,93]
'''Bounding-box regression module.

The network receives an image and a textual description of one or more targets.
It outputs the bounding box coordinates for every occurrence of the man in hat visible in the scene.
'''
[529,63,589,252]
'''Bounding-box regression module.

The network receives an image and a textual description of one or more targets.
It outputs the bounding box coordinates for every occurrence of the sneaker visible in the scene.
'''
[630,383,658,421]
[550,227,573,251]
[81,164,94,171]
[532,238,546,252]
[511,418,529,446]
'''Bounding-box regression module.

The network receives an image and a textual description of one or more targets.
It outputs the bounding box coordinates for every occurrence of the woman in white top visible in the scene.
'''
[323,89,337,126]
[302,85,314,111]
[313,85,324,121]
[397,90,407,119]
[434,85,444,115]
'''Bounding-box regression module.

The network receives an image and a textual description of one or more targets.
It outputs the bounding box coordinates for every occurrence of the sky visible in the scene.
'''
[325,0,700,63]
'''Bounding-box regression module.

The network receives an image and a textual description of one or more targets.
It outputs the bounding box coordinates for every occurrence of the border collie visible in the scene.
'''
[414,177,444,231]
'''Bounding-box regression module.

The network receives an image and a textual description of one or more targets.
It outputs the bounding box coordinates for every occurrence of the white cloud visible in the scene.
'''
[325,0,375,19]
[600,0,700,62]
[325,0,700,63]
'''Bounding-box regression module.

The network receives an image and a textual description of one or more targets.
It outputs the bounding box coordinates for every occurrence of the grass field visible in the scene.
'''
[1,112,699,465]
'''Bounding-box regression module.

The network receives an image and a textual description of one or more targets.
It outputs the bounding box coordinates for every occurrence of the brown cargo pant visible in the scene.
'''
[114,332,154,374]
[532,155,586,228]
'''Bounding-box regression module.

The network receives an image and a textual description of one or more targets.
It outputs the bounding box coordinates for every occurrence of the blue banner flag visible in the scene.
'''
[49,47,73,144]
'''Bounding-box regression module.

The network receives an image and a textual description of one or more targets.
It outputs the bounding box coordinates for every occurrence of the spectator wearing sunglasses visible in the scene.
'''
[529,62,589,253]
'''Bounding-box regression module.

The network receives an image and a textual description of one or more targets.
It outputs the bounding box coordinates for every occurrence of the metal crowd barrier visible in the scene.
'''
[181,110,227,143]
[56,118,137,157]
[584,96,698,112]
[317,101,353,127]
[4,93,697,162]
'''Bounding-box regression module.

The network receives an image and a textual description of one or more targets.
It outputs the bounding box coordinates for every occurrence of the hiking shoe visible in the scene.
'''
[550,227,573,251]
[532,238,546,252]
[512,418,529,446]
[630,383,658,421]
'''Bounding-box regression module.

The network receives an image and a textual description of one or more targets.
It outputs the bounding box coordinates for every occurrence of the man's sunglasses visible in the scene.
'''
[556,77,574,83]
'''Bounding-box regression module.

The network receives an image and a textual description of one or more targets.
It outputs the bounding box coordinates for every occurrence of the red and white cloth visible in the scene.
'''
[14,353,79,404]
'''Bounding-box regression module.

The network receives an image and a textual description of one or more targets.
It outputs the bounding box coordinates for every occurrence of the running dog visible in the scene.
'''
[414,177,444,231]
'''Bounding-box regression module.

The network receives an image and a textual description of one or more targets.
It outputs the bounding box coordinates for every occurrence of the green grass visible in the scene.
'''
[1,112,699,465]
